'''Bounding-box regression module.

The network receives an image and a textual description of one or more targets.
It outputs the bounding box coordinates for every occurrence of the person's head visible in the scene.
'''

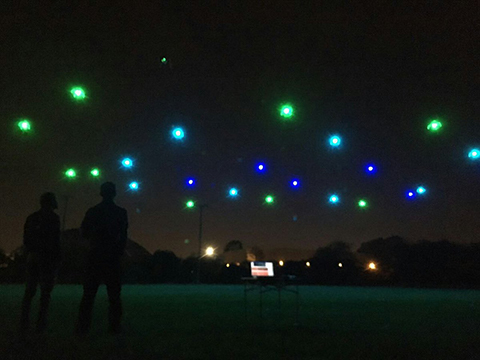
[40,192,58,210]
[100,182,116,200]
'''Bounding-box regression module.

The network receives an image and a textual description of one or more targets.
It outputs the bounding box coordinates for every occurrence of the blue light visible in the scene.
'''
[129,181,139,190]
[329,194,339,204]
[186,178,195,186]
[229,188,239,197]
[122,158,133,168]
[256,163,266,172]
[468,149,480,160]
[291,179,300,187]
[406,190,416,199]
[416,186,426,195]
[366,164,377,174]
[329,135,341,147]
[172,127,185,140]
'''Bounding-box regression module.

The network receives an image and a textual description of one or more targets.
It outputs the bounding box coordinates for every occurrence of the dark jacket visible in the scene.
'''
[23,209,61,261]
[81,200,128,259]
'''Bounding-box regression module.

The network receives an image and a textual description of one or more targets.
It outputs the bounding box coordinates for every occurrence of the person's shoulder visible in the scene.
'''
[115,204,127,214]
[89,203,104,212]
[26,210,41,221]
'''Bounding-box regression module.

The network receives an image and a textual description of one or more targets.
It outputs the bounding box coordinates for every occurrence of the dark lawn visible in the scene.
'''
[1,284,480,359]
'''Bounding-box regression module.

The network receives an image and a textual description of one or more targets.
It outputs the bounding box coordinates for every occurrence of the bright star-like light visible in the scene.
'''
[329,194,339,204]
[129,182,139,190]
[265,195,274,204]
[122,158,133,168]
[291,179,300,187]
[358,199,368,208]
[65,168,76,178]
[329,135,341,147]
[468,149,480,160]
[18,119,31,132]
[90,168,100,177]
[70,87,86,100]
[186,200,195,208]
[366,164,377,174]
[186,178,195,186]
[172,127,185,140]
[427,119,442,132]
[229,188,239,197]
[368,262,376,270]
[416,186,426,195]
[205,246,215,256]
[407,191,416,199]
[279,104,294,118]
[256,163,266,172]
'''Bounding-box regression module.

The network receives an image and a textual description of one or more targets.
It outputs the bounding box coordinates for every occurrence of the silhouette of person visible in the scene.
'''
[20,192,61,335]
[76,182,128,335]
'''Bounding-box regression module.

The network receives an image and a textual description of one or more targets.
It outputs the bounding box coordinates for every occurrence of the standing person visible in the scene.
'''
[20,192,61,335]
[76,182,128,335]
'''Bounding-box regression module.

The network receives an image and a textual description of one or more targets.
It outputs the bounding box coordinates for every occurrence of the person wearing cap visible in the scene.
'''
[76,182,128,335]
[20,192,61,335]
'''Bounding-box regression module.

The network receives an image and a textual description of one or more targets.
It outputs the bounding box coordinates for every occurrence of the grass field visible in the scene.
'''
[1,284,480,359]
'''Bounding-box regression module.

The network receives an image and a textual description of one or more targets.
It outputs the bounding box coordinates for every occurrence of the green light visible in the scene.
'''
[186,200,195,208]
[161,57,168,64]
[279,104,294,119]
[70,87,86,100]
[18,119,31,132]
[427,120,442,132]
[90,168,100,177]
[65,168,76,178]
[358,199,368,208]
[265,195,274,204]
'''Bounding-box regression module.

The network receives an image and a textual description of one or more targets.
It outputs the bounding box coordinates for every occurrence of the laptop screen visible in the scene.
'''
[250,261,274,277]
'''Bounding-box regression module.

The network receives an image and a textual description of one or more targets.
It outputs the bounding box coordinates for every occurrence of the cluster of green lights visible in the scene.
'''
[17,119,31,132]
[70,87,86,100]
[427,119,442,132]
[65,168,101,178]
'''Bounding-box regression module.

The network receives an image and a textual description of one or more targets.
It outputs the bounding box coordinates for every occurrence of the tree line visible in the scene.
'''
[1,232,480,288]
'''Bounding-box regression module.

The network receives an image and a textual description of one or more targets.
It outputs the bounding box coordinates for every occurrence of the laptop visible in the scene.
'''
[250,261,274,277]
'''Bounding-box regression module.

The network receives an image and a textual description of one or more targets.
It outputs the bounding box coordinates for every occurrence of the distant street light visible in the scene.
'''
[205,246,214,256]
[368,262,377,270]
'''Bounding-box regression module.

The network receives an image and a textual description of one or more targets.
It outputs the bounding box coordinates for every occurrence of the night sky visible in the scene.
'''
[1,2,479,257]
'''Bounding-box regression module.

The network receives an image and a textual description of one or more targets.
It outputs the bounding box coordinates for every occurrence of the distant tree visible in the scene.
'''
[357,236,409,284]
[224,240,243,252]
[247,246,265,261]
[310,241,359,285]
[150,250,180,283]
[0,248,7,264]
